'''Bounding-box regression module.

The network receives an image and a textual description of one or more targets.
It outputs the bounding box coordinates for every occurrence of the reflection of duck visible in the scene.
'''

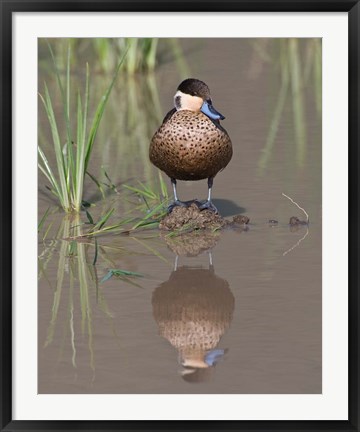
[149,78,233,213]
[152,265,234,382]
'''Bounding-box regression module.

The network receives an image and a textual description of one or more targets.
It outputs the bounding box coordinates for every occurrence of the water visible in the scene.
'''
[38,38,321,393]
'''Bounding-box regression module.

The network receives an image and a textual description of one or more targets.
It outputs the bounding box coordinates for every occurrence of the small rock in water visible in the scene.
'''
[232,215,250,225]
[289,216,308,226]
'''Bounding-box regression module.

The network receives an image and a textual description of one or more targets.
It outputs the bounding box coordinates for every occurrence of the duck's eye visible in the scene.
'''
[175,95,182,109]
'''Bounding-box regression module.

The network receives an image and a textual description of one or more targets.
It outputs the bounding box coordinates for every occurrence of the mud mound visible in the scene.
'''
[159,203,249,232]
[159,204,225,231]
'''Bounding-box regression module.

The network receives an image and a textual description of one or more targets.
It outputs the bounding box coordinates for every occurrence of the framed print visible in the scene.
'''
[1,1,359,431]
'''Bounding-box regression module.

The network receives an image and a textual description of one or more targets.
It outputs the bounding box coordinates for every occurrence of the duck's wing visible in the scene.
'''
[210,118,229,135]
[162,107,177,124]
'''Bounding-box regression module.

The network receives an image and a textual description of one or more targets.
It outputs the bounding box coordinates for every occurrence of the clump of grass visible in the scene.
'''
[38,42,127,213]
[123,171,169,209]
[71,208,134,239]
[63,176,169,240]
[122,176,169,230]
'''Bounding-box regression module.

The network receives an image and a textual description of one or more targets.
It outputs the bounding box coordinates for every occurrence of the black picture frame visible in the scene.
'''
[1,1,358,431]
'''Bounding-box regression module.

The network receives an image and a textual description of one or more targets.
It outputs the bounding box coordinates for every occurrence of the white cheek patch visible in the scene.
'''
[174,90,203,112]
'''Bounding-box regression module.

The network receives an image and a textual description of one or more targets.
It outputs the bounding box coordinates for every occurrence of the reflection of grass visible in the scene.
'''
[109,73,165,191]
[40,212,164,378]
[42,216,112,374]
[289,39,307,167]
[44,217,71,347]
[38,207,51,233]
[258,46,289,171]
[258,39,321,173]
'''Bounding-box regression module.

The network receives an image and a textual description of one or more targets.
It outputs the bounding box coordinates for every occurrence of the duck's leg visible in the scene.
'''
[199,177,219,213]
[168,178,188,212]
[172,178,180,201]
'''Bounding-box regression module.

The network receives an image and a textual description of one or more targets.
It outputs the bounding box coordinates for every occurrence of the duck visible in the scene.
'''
[149,78,233,213]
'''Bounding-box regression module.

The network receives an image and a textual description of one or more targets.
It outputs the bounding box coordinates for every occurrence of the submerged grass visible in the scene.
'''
[41,213,152,377]
[38,42,127,213]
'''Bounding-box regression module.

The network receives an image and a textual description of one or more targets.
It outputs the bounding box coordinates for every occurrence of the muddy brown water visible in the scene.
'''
[38,38,321,394]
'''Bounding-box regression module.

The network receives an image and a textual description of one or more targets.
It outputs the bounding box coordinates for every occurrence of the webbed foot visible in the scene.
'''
[198,200,219,214]
[167,200,189,213]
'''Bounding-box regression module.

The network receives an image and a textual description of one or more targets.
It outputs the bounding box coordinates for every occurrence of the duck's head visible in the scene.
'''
[174,78,225,121]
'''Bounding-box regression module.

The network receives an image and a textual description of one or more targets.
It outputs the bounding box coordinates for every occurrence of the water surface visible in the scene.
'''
[38,38,321,394]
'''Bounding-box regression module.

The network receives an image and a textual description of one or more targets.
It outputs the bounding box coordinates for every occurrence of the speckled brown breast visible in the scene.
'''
[149,110,233,181]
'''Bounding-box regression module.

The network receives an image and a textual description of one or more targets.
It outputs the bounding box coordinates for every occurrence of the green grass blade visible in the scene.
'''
[47,41,72,149]
[100,270,114,283]
[77,66,89,208]
[86,171,106,199]
[38,207,51,232]
[85,210,94,225]
[110,269,143,277]
[158,170,168,199]
[74,91,84,209]
[38,146,63,205]
[39,88,70,210]
[93,238,98,266]
[66,44,71,123]
[74,63,90,211]
[101,268,143,284]
[102,169,118,193]
[131,201,166,230]
[65,45,75,196]
[42,87,64,171]
[123,184,156,200]
[92,208,115,232]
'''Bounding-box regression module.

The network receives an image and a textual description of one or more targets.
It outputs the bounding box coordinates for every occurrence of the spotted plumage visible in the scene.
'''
[149,78,233,213]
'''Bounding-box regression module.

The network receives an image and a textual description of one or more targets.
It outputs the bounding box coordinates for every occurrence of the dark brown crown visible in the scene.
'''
[177,78,211,100]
